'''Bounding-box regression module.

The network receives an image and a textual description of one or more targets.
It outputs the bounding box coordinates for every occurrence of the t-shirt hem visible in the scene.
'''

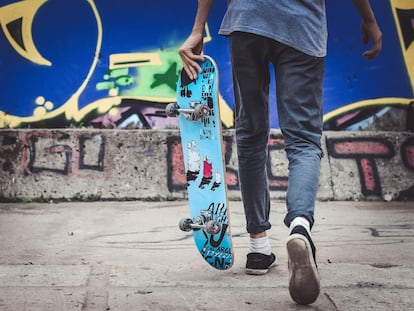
[218,26,327,58]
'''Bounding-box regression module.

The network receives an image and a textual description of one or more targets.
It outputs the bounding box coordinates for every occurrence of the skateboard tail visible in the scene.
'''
[194,228,233,270]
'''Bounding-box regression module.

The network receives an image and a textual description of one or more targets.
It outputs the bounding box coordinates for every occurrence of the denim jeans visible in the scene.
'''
[229,32,325,234]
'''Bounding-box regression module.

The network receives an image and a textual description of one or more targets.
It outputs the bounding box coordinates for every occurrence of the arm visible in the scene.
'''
[179,0,215,80]
[352,0,382,60]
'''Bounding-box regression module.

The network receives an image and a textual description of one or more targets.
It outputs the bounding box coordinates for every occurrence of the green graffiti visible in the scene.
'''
[123,50,181,100]
[96,81,115,91]
[151,62,178,91]
[96,68,134,94]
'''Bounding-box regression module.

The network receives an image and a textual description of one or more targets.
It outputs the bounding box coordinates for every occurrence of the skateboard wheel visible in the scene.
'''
[179,218,193,232]
[193,104,209,120]
[165,103,179,117]
[205,220,221,235]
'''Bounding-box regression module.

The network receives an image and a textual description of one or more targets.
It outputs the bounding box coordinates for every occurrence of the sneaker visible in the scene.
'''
[245,252,276,275]
[286,225,320,305]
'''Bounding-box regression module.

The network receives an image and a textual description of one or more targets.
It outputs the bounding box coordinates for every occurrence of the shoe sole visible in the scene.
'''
[286,234,320,305]
[245,268,269,275]
[245,261,276,275]
[245,257,277,275]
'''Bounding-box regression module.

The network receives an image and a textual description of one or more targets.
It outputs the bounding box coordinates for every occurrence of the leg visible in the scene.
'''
[272,44,325,228]
[230,32,272,235]
[230,32,276,275]
[271,42,324,305]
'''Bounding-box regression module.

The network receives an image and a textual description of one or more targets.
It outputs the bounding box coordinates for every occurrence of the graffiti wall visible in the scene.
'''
[0,0,413,130]
[0,129,413,201]
[323,0,414,131]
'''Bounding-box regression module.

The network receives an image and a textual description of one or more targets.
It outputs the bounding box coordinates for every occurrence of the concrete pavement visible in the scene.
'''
[0,200,413,310]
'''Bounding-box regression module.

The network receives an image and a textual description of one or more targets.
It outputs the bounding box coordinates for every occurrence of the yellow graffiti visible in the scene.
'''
[390,0,414,92]
[0,0,51,66]
[204,22,212,44]
[64,0,102,123]
[33,96,54,117]
[0,0,103,128]
[218,93,233,128]
[77,96,122,118]
[0,1,235,129]
[323,97,413,123]
[109,53,162,69]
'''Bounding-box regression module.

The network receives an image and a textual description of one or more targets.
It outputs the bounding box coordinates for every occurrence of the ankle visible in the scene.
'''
[249,235,271,256]
[250,232,267,239]
[289,217,311,236]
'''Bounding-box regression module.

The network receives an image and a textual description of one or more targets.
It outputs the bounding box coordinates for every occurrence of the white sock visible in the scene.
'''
[249,236,272,255]
[289,217,311,236]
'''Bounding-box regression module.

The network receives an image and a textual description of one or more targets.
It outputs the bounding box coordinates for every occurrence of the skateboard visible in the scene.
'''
[165,55,233,270]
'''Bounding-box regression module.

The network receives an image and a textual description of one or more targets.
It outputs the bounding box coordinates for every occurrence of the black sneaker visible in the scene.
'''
[286,225,320,305]
[245,252,276,275]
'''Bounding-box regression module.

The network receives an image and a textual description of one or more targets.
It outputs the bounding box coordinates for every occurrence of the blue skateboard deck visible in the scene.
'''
[166,55,233,270]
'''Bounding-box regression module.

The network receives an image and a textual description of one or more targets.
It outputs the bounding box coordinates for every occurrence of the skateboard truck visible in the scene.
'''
[179,210,221,235]
[165,102,210,121]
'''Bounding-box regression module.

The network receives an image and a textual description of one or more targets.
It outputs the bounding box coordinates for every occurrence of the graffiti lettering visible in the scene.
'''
[401,137,414,170]
[21,131,105,176]
[327,137,395,196]
[267,135,288,191]
[399,137,414,199]
[79,134,105,171]
[2,130,413,201]
[22,132,72,176]
[168,134,413,199]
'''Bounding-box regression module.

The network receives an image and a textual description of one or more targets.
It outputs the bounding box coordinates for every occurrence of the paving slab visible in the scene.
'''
[0,289,86,311]
[0,200,413,310]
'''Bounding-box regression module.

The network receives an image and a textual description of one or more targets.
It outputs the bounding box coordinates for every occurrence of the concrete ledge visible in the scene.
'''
[0,129,413,201]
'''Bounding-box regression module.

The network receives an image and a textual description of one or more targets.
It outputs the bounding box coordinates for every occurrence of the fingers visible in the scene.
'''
[360,21,382,60]
[181,55,204,81]
[362,41,382,60]
[178,34,205,80]
[362,32,382,60]
[179,48,204,80]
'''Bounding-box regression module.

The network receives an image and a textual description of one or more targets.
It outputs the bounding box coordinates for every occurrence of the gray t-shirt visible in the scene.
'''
[219,0,327,57]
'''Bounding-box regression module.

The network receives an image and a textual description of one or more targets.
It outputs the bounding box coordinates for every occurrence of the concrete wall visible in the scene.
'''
[1,129,413,202]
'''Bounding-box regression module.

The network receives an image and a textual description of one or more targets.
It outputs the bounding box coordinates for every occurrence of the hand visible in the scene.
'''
[178,33,205,80]
[360,19,382,60]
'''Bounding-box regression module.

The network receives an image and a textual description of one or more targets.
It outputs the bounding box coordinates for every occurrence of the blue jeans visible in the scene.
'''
[230,32,324,234]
